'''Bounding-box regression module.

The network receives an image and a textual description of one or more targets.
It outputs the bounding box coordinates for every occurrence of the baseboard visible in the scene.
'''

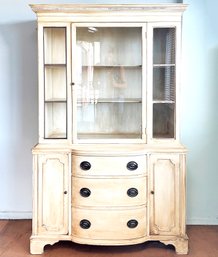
[0,211,32,219]
[187,218,218,225]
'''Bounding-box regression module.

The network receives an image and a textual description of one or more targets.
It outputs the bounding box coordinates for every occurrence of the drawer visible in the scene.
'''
[72,207,147,240]
[72,155,146,177]
[72,176,147,207]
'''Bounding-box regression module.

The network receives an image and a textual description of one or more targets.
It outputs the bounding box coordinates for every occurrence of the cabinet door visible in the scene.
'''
[38,24,71,142]
[73,25,146,142]
[149,154,180,235]
[37,154,69,234]
[147,22,181,142]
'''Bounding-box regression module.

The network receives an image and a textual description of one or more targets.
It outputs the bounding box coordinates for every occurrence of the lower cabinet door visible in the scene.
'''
[72,207,147,240]
[36,154,69,235]
[149,154,182,236]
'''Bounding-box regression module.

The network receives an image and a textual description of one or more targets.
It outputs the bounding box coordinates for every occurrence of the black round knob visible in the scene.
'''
[64,191,67,194]
[80,188,91,197]
[127,219,138,228]
[127,188,138,197]
[80,219,91,229]
[80,161,91,170]
[127,161,138,171]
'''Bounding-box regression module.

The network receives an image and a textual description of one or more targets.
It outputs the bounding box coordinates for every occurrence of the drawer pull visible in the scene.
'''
[80,219,91,229]
[127,219,138,228]
[127,188,138,197]
[80,161,91,170]
[127,161,138,171]
[80,188,91,197]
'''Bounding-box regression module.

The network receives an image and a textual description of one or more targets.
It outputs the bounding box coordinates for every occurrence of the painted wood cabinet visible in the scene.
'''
[30,4,188,255]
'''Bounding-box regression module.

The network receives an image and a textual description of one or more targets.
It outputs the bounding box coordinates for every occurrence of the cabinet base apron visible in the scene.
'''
[30,235,188,255]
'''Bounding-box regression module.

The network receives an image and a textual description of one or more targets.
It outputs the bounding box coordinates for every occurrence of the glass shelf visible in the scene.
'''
[45,99,67,103]
[78,133,141,140]
[153,64,175,67]
[44,64,66,67]
[81,65,142,68]
[77,98,142,104]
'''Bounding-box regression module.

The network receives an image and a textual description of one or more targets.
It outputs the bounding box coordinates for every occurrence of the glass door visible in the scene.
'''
[43,27,67,139]
[75,26,143,141]
[152,27,176,139]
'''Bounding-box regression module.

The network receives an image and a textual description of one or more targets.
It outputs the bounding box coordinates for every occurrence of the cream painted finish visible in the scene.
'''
[30,4,188,255]
[149,154,181,235]
[72,155,147,177]
[72,207,147,241]
[72,176,147,207]
[36,154,69,235]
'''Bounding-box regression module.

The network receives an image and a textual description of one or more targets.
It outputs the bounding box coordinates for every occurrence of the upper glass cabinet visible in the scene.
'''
[75,26,143,140]
[152,27,176,139]
[43,27,67,139]
[40,23,179,143]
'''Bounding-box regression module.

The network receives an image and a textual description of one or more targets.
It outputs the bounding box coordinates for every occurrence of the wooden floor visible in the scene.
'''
[0,220,217,256]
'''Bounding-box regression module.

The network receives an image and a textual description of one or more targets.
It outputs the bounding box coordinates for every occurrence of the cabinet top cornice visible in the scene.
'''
[30,4,188,15]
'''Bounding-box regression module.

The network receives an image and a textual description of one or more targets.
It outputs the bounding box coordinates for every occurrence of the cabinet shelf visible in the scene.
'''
[77,98,142,104]
[78,132,141,140]
[82,65,142,68]
[153,64,175,67]
[44,64,66,67]
[153,100,175,104]
[45,99,67,103]
[45,132,67,139]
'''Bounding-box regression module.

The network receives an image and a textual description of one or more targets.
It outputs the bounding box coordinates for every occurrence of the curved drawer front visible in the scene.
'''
[72,207,147,240]
[72,155,146,177]
[72,176,147,207]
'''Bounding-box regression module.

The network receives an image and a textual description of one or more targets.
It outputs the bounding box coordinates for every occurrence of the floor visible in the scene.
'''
[0,220,218,257]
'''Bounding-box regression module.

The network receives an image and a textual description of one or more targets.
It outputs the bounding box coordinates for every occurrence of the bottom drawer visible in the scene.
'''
[72,207,147,240]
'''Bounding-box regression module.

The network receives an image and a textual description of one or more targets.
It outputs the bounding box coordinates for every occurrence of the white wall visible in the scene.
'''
[0,0,217,224]
[181,0,218,224]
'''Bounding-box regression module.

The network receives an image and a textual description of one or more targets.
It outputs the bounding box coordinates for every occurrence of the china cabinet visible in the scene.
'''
[30,4,188,255]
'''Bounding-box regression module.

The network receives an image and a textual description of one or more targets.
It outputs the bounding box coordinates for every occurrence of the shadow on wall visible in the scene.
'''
[0,21,38,217]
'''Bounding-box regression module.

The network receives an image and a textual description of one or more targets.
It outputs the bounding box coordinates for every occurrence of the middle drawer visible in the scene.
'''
[72,176,147,207]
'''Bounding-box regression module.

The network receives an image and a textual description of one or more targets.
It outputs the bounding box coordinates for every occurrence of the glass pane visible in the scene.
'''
[43,27,67,140]
[153,103,174,138]
[153,66,175,101]
[77,102,141,139]
[45,102,67,139]
[76,27,141,66]
[76,27,142,140]
[153,27,176,139]
[45,66,67,101]
[153,28,175,65]
[44,27,66,64]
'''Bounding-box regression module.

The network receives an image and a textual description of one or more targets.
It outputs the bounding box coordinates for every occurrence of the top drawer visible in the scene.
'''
[72,155,147,177]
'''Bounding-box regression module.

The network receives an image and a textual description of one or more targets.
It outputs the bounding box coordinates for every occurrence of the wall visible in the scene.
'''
[181,0,218,224]
[0,0,217,224]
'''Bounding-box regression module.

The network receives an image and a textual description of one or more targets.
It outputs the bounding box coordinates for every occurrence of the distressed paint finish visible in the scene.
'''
[30,4,188,255]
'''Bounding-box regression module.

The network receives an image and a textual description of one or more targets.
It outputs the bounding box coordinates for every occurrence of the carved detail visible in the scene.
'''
[30,238,59,254]
[160,237,188,255]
